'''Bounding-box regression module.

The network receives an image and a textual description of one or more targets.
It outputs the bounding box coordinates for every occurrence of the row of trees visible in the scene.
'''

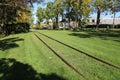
[0,0,44,35]
[36,0,120,30]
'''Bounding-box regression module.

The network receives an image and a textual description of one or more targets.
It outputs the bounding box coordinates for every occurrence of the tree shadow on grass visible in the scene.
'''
[0,37,24,51]
[0,58,67,80]
[69,30,120,41]
[113,40,120,42]
[69,33,91,38]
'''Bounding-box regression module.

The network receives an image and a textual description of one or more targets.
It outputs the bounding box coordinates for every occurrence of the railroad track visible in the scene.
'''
[37,32,120,70]
[34,34,87,80]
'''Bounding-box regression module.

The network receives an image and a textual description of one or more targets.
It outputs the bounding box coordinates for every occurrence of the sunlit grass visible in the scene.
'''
[38,30,120,65]
[36,30,120,80]
[0,32,82,80]
[0,30,120,80]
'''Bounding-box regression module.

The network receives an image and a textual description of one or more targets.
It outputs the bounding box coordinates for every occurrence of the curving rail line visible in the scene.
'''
[34,34,87,80]
[38,32,120,70]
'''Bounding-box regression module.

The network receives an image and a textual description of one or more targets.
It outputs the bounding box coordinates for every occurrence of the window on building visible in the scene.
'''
[92,19,95,23]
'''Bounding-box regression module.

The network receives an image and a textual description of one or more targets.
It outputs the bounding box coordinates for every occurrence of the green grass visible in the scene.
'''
[0,30,120,80]
[0,32,82,80]
[0,34,4,39]
[35,30,120,80]
[38,30,120,66]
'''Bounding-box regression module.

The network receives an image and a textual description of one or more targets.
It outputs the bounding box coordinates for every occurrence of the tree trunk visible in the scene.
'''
[75,9,78,28]
[67,2,71,29]
[55,14,59,29]
[113,11,116,28]
[96,6,101,30]
[3,6,8,35]
[0,27,2,34]
[61,12,64,20]
[68,16,71,29]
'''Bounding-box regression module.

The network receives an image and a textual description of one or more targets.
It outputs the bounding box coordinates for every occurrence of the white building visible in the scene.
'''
[89,18,120,25]
[58,18,120,29]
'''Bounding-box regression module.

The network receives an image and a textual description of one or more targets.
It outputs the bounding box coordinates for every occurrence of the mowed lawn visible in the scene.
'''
[0,32,82,80]
[36,30,120,80]
[38,30,120,66]
[0,30,120,80]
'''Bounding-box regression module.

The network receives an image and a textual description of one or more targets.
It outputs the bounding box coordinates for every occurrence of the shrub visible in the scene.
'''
[1,22,30,35]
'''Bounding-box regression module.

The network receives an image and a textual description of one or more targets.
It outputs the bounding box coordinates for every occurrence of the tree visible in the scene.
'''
[110,0,120,28]
[69,0,92,28]
[77,0,92,29]
[36,0,64,29]
[0,0,44,35]
[36,7,44,27]
[63,0,71,25]
[36,0,92,30]
[54,0,64,29]
[36,1,57,29]
[93,0,112,30]
[44,2,55,25]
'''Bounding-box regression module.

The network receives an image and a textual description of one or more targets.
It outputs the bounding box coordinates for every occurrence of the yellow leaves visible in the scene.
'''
[54,0,59,6]
[69,0,92,16]
[82,7,92,16]
[82,0,91,5]
[70,0,78,9]
[81,0,92,15]
[70,0,92,10]
[54,0,61,6]
[17,10,22,17]
[86,0,91,2]
[16,10,30,23]
[95,0,103,6]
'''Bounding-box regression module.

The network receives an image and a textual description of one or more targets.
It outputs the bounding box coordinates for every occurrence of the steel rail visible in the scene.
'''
[38,32,120,69]
[34,34,87,80]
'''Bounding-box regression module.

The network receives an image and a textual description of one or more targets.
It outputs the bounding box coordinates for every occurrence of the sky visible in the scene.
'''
[32,0,120,24]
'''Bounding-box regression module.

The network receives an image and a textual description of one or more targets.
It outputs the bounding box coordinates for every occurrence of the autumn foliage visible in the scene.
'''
[0,0,43,35]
